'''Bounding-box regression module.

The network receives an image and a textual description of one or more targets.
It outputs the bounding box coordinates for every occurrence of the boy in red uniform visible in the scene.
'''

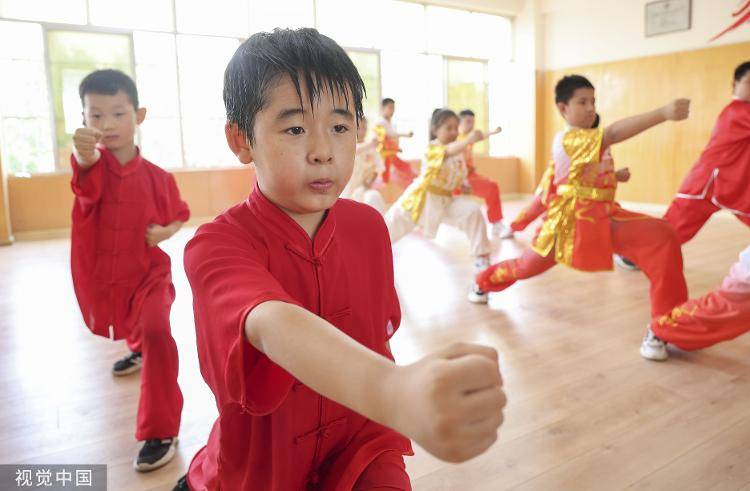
[664,60,750,243]
[70,69,189,471]
[650,244,750,355]
[477,75,690,362]
[374,98,417,187]
[456,109,512,238]
[176,29,506,491]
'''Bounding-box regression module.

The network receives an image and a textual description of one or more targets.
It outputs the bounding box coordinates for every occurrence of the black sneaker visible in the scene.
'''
[173,474,190,490]
[134,437,178,472]
[614,254,640,271]
[112,352,142,376]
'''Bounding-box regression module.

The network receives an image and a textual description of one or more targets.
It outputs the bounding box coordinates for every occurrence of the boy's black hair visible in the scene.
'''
[459,109,475,118]
[79,69,139,109]
[734,61,750,82]
[429,108,459,140]
[555,75,595,104]
[223,28,366,144]
[381,98,395,107]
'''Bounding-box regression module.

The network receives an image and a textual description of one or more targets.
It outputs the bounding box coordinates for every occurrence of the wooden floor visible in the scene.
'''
[2,198,750,491]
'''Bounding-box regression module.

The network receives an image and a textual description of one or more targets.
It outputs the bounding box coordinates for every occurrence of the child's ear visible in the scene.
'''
[225,123,254,165]
[136,107,147,125]
[556,102,567,117]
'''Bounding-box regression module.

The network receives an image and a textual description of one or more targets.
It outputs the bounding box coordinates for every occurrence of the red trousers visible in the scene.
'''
[477,217,688,317]
[510,195,546,232]
[664,194,750,244]
[651,289,750,351]
[125,282,183,441]
[382,155,416,188]
[468,171,503,223]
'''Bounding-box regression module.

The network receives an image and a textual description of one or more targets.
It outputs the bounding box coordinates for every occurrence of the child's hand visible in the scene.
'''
[73,127,102,166]
[488,126,502,136]
[662,99,690,121]
[145,224,172,247]
[469,129,485,143]
[615,167,631,182]
[406,131,414,138]
[389,342,506,463]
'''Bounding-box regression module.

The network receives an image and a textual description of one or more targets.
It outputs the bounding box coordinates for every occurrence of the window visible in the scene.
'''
[175,0,249,37]
[317,0,387,49]
[0,21,54,174]
[377,1,426,52]
[89,0,174,31]
[346,50,380,124]
[176,35,239,167]
[0,0,86,25]
[380,51,443,159]
[446,58,489,154]
[47,30,133,169]
[0,1,513,173]
[134,32,183,169]
[249,0,314,32]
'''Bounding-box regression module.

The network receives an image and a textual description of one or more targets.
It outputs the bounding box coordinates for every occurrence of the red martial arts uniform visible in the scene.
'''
[183,185,413,490]
[652,245,750,350]
[457,132,503,224]
[70,147,188,440]
[664,98,750,243]
[510,163,555,232]
[374,118,416,187]
[478,128,688,318]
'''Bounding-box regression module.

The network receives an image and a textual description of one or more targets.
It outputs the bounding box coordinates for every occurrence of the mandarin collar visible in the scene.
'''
[104,146,144,176]
[246,183,337,260]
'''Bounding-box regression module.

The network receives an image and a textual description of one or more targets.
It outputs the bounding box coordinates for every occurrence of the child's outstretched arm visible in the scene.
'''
[355,139,379,154]
[602,99,690,149]
[246,300,506,463]
[445,127,502,156]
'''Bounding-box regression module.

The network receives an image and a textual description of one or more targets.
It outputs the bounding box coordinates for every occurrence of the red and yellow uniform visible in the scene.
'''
[374,117,416,187]
[478,128,687,317]
[456,131,503,224]
[510,162,555,232]
[652,245,750,350]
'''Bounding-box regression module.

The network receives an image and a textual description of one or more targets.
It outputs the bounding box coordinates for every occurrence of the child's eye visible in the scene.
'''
[115,112,125,117]
[286,127,304,135]
[333,124,349,134]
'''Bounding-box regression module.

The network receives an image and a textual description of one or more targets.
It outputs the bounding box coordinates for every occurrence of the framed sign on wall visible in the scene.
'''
[645,0,692,37]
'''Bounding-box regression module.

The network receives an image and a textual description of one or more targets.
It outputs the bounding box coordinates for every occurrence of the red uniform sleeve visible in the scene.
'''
[70,154,104,215]
[723,101,750,146]
[184,222,303,415]
[163,173,190,223]
[383,219,401,342]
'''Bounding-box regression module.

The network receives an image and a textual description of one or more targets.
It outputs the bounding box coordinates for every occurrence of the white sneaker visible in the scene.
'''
[614,254,640,271]
[492,222,514,239]
[468,284,489,304]
[640,328,668,361]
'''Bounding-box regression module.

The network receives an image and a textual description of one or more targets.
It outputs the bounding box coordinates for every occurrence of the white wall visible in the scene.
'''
[542,0,750,70]
[404,0,526,15]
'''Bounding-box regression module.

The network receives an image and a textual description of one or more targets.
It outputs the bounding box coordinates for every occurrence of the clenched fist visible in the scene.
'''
[388,342,506,463]
[73,127,103,167]
[662,99,690,121]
